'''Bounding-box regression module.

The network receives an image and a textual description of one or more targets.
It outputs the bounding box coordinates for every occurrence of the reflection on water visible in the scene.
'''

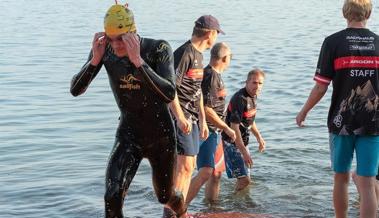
[1,0,378,217]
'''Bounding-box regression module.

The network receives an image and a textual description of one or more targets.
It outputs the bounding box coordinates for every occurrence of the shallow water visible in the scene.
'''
[1,0,379,217]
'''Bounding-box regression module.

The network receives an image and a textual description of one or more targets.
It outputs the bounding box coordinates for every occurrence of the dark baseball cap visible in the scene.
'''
[194,15,225,34]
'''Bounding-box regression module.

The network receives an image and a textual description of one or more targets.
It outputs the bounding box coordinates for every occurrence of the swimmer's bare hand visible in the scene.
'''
[296,110,307,127]
[224,127,236,142]
[122,33,144,68]
[91,32,107,66]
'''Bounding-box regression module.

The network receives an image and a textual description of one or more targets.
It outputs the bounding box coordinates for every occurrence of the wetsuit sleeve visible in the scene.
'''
[70,51,103,96]
[314,39,333,85]
[136,41,176,103]
[229,95,245,124]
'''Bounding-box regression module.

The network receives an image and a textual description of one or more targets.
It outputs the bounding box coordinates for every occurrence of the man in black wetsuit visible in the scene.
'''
[70,4,185,218]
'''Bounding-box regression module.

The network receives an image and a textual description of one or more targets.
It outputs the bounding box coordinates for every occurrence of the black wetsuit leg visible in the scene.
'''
[104,137,142,218]
[146,136,186,217]
[146,136,176,204]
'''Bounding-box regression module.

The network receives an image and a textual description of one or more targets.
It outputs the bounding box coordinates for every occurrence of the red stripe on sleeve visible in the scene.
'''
[313,75,331,85]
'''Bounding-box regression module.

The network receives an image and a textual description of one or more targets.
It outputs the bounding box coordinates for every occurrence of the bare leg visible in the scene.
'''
[352,171,358,192]
[235,176,251,192]
[174,155,196,200]
[376,180,379,208]
[355,175,377,218]
[163,155,195,218]
[204,171,222,202]
[333,173,349,218]
[186,167,213,205]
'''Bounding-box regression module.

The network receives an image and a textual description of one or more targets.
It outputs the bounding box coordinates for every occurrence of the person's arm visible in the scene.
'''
[169,94,191,133]
[204,106,236,141]
[169,43,193,133]
[199,93,209,140]
[296,82,328,127]
[201,69,235,140]
[230,122,253,168]
[122,34,176,103]
[70,32,106,96]
[228,94,253,167]
[296,37,333,126]
[250,121,265,152]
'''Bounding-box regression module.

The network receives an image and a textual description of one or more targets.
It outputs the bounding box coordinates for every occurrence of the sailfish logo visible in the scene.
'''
[121,74,140,83]
[120,74,141,90]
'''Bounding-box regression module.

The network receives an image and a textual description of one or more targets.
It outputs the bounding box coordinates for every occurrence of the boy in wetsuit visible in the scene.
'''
[296,0,379,217]
[186,42,236,206]
[70,4,185,218]
[164,15,224,217]
[222,69,266,192]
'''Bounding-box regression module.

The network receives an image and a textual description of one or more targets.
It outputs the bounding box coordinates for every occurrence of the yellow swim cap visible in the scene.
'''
[104,4,137,36]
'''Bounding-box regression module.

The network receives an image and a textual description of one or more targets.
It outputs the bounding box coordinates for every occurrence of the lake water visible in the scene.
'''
[1,0,379,217]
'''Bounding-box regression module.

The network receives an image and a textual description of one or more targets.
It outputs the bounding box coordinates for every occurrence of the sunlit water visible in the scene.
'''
[1,0,379,217]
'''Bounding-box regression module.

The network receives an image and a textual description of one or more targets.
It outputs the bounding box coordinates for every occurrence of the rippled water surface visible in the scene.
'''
[1,0,379,217]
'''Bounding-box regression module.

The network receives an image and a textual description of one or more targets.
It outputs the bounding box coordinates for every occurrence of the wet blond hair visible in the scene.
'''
[343,0,372,22]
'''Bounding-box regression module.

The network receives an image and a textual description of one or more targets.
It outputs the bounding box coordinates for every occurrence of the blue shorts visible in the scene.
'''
[223,141,250,178]
[176,122,200,156]
[329,134,379,177]
[197,131,220,169]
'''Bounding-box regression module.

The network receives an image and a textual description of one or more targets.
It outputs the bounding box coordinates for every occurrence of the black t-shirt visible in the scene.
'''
[201,65,227,131]
[314,28,379,135]
[222,88,257,145]
[174,41,204,121]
